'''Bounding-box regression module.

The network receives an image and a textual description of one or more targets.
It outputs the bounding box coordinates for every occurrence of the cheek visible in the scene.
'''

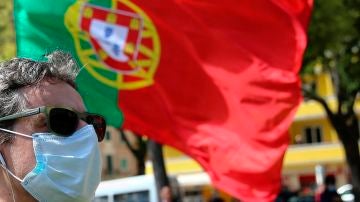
[77,120,87,131]
[9,118,38,178]
[9,137,36,179]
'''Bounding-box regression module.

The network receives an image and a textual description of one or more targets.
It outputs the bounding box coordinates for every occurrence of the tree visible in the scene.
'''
[302,0,360,201]
[0,0,16,60]
[119,130,147,175]
[119,131,172,199]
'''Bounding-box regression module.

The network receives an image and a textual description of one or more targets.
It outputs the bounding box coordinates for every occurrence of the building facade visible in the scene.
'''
[99,127,140,179]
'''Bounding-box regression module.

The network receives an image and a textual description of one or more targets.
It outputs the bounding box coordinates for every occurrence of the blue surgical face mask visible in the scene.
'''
[0,125,102,202]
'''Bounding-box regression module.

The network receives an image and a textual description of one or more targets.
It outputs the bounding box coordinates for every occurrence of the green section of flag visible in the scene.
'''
[14,0,76,59]
[76,69,124,127]
[89,0,111,8]
[14,0,124,127]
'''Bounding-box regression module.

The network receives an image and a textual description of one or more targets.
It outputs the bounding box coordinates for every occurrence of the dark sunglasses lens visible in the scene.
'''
[49,108,78,136]
[85,115,106,142]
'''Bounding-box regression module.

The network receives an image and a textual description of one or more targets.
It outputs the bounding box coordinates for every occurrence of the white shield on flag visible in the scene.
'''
[79,4,144,73]
[89,19,129,62]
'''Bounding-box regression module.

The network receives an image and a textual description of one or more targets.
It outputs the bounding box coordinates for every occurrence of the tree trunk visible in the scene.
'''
[135,135,147,175]
[119,130,147,175]
[328,115,360,202]
[137,159,145,175]
[341,139,360,202]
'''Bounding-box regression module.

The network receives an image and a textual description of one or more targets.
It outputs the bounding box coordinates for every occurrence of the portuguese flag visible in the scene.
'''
[14,0,313,201]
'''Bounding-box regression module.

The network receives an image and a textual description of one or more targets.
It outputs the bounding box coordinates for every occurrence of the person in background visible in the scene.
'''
[0,51,106,202]
[160,186,172,202]
[320,175,341,202]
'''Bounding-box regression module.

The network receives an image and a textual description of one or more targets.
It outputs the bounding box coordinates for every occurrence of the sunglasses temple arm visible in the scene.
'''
[0,108,42,122]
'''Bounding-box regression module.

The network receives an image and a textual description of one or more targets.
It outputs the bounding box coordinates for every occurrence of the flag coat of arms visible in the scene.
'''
[14,0,313,200]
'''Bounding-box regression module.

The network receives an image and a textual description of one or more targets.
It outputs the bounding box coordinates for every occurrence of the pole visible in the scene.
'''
[148,139,171,202]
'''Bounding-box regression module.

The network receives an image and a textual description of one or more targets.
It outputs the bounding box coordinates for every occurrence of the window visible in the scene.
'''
[183,189,203,202]
[120,158,128,171]
[114,191,149,202]
[105,131,111,140]
[106,155,113,175]
[94,195,108,202]
[303,126,323,144]
[119,131,126,145]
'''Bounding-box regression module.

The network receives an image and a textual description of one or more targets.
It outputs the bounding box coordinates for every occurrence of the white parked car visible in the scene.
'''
[94,175,158,202]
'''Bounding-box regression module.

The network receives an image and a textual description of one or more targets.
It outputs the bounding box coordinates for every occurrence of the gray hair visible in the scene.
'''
[0,51,80,144]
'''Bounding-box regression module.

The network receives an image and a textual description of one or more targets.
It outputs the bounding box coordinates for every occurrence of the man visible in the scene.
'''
[0,51,106,202]
[320,175,341,202]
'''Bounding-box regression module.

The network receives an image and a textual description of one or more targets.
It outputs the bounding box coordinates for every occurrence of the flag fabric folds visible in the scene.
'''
[14,0,313,200]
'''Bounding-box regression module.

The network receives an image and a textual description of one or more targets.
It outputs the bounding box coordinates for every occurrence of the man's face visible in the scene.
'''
[0,79,87,201]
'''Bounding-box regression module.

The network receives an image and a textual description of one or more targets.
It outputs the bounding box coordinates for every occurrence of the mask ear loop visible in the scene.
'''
[0,153,17,202]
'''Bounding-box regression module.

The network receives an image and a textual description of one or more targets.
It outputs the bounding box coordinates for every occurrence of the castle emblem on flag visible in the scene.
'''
[65,0,160,90]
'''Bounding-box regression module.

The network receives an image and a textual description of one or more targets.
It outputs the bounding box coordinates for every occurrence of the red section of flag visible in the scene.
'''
[118,0,313,201]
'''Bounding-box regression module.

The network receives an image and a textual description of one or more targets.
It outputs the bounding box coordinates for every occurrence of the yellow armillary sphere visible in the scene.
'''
[65,0,161,90]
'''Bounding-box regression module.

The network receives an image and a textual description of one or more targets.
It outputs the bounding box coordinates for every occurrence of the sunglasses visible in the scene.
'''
[0,106,106,142]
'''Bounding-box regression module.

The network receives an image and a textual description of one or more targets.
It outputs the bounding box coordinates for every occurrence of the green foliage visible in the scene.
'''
[302,0,360,95]
[0,0,16,61]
